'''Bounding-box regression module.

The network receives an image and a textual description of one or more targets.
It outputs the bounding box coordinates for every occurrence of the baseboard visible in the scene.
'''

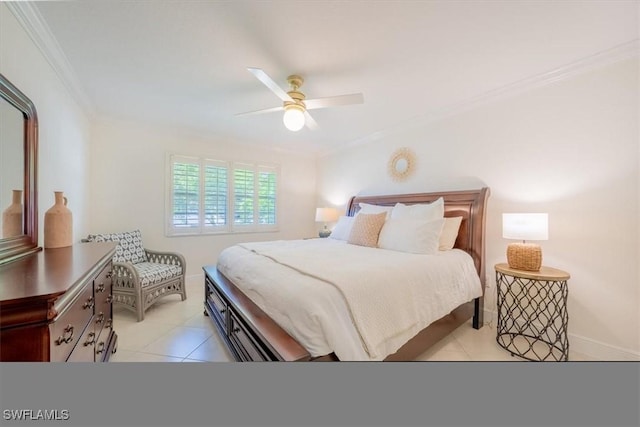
[568,333,640,362]
[483,309,639,361]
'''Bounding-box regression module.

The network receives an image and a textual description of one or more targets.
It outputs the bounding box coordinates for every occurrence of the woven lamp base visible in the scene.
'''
[506,243,542,271]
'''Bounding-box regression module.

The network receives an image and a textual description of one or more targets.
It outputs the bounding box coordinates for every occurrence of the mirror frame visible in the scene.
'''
[0,73,40,265]
[387,147,416,182]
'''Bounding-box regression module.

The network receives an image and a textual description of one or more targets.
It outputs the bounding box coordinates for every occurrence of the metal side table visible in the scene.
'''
[495,263,570,361]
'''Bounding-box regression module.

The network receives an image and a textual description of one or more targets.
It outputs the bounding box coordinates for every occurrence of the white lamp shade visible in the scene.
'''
[283,107,305,131]
[502,213,548,241]
[315,207,339,222]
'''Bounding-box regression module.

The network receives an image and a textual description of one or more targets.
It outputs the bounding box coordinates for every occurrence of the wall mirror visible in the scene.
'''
[388,147,416,182]
[0,73,40,265]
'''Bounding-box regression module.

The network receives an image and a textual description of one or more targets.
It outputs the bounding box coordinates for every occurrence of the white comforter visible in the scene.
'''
[217,239,482,361]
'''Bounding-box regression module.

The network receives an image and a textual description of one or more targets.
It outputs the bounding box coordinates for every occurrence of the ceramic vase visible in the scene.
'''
[1,189,23,238]
[44,191,73,248]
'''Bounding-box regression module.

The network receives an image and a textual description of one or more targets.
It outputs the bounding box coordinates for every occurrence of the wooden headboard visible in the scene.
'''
[346,187,490,289]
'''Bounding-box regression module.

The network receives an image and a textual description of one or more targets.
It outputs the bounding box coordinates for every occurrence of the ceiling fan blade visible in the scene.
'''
[304,110,318,130]
[304,93,364,110]
[247,67,293,102]
[235,106,284,117]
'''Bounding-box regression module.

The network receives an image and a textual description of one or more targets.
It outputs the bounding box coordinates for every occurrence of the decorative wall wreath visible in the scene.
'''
[387,147,416,181]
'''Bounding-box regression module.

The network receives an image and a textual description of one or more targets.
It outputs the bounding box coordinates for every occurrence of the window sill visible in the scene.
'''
[166,228,280,238]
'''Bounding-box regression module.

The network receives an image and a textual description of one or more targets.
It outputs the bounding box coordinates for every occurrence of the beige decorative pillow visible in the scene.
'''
[439,216,463,251]
[347,212,387,248]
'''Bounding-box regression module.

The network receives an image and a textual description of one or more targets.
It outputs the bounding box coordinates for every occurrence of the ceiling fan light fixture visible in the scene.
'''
[241,68,364,131]
[283,104,305,131]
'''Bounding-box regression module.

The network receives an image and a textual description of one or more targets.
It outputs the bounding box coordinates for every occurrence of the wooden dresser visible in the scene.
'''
[0,242,118,362]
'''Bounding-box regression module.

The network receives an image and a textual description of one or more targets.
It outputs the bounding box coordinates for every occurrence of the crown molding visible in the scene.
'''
[319,39,640,158]
[6,2,94,116]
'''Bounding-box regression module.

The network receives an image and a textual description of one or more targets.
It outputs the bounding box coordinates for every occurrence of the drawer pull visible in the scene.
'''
[220,308,227,314]
[83,296,94,310]
[105,319,113,329]
[95,313,105,324]
[96,283,106,293]
[106,271,112,279]
[83,332,96,347]
[54,325,74,345]
[96,342,105,355]
[107,295,113,304]
[233,327,240,333]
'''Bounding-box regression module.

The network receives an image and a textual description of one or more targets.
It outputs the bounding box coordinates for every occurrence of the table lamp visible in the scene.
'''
[502,213,548,271]
[315,208,339,238]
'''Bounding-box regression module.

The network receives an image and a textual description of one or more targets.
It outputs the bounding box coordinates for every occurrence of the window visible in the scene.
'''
[166,154,278,236]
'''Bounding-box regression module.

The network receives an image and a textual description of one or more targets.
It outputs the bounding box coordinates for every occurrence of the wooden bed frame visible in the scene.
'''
[203,187,490,361]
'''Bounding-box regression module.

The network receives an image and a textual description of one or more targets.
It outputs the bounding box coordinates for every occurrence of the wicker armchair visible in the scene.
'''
[85,230,186,321]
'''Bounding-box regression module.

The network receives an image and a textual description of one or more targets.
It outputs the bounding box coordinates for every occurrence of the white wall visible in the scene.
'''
[90,117,317,276]
[317,58,639,359]
[0,4,93,245]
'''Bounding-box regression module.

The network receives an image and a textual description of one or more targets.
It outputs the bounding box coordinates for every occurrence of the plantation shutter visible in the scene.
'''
[170,156,201,233]
[258,166,277,225]
[233,164,255,227]
[203,160,228,230]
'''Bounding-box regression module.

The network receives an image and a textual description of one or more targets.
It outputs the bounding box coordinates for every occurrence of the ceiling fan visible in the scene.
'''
[236,67,364,132]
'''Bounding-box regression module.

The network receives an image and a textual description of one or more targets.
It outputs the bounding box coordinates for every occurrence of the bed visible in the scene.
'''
[203,187,489,361]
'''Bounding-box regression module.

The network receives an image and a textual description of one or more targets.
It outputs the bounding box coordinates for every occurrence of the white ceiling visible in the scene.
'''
[31,1,638,155]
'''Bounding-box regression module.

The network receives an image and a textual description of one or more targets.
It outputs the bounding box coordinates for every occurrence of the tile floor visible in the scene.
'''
[110,275,596,362]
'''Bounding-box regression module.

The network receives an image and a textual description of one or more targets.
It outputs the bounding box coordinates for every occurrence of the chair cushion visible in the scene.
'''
[87,230,147,264]
[133,262,183,287]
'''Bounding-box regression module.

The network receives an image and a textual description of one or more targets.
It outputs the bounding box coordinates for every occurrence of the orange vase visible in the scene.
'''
[44,191,73,248]
[1,189,24,238]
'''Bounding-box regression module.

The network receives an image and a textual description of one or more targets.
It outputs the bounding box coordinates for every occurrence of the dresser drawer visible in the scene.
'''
[95,317,114,362]
[206,278,227,328]
[66,320,96,362]
[229,312,268,361]
[94,264,112,310]
[49,284,94,362]
[94,265,113,331]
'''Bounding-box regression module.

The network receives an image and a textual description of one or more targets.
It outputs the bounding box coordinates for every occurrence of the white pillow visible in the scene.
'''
[439,216,463,251]
[391,197,444,222]
[378,218,445,254]
[329,216,355,241]
[357,203,393,218]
